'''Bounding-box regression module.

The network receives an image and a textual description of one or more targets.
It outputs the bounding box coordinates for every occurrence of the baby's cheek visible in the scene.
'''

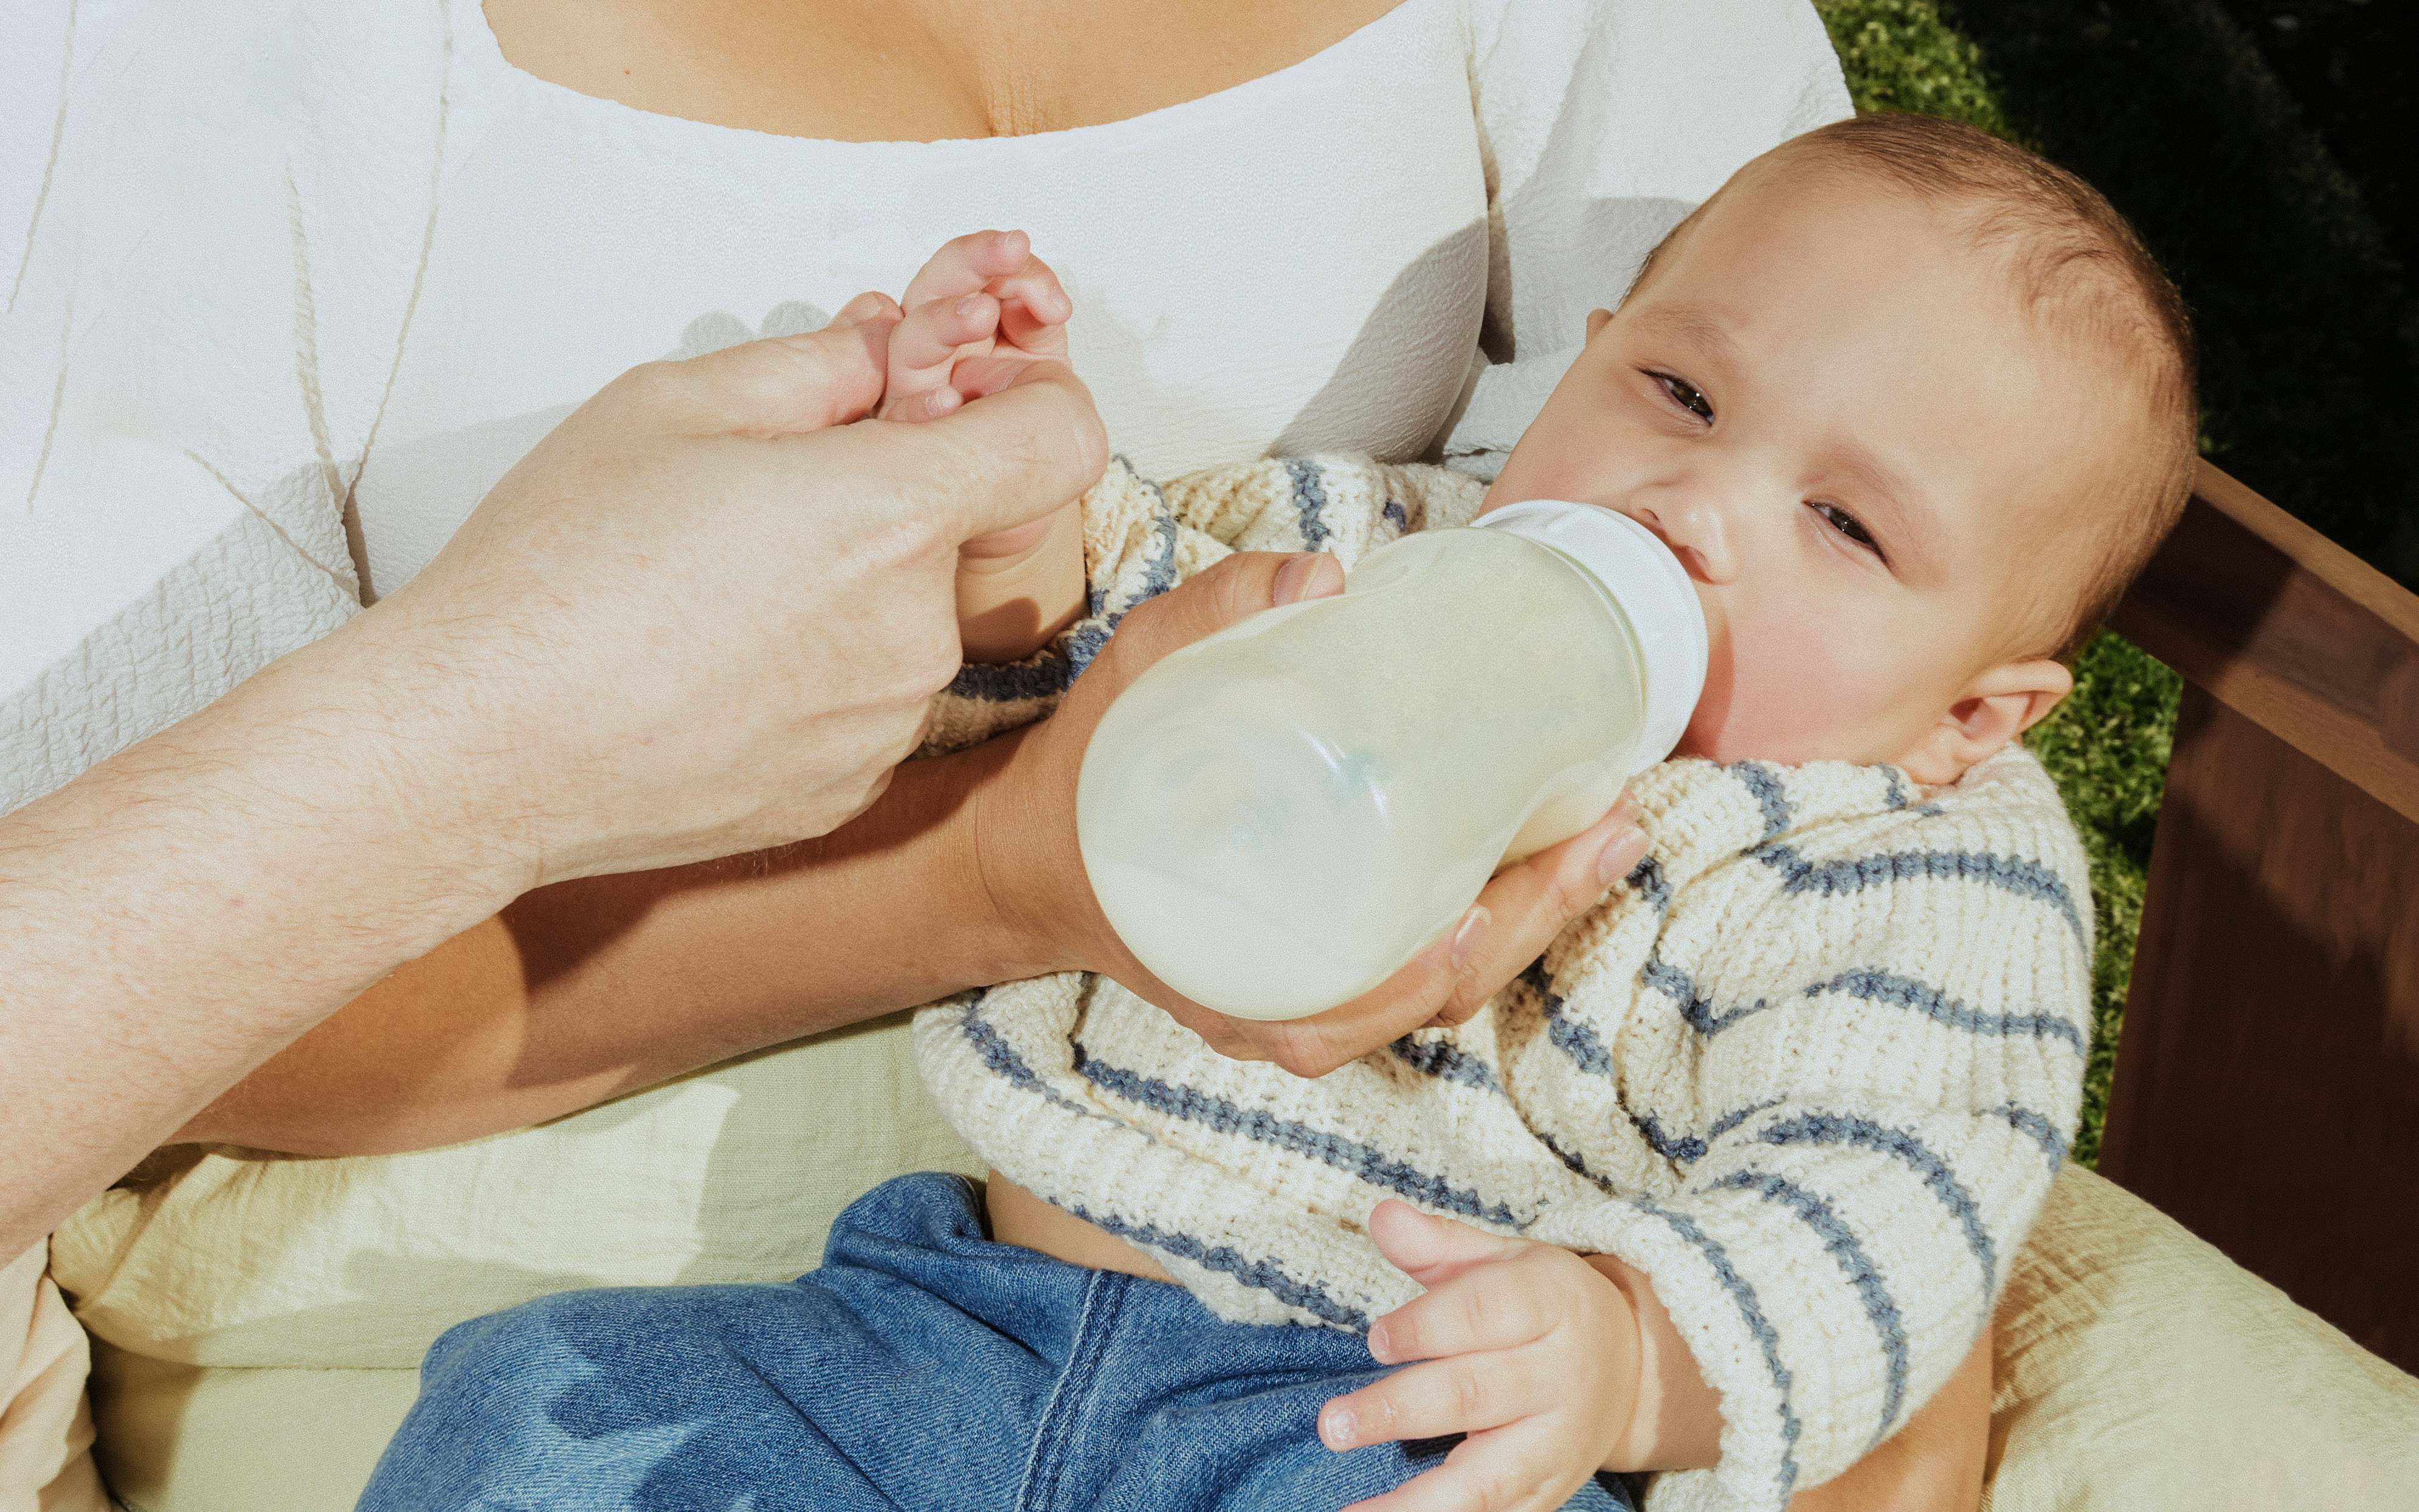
[1679,603,1901,765]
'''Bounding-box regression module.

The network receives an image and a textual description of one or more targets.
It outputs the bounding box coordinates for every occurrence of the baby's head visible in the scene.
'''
[1484,114,2196,784]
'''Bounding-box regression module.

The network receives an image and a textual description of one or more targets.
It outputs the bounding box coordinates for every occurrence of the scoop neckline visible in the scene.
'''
[453,0,1430,154]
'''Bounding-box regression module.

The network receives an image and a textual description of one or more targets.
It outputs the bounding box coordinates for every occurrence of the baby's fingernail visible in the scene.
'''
[957,294,987,319]
[1449,907,1489,972]
[1320,1404,1357,1448]
[1365,1321,1390,1359]
[924,387,956,418]
[1597,827,1649,888]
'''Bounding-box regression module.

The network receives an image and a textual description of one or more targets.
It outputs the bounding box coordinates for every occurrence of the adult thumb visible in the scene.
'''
[897,359,1110,546]
[651,303,896,437]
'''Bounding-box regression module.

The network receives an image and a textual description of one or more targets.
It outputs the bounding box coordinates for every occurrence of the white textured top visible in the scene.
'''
[917,457,2093,1512]
[1,0,1848,812]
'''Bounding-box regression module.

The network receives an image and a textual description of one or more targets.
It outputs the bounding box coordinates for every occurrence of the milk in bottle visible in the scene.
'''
[1076,500,1706,1020]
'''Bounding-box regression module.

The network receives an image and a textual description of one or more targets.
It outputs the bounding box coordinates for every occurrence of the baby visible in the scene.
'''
[360,114,2195,1512]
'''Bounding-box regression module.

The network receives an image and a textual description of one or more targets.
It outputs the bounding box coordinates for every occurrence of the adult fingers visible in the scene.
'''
[1221,793,1639,1076]
[1337,1421,1586,1512]
[642,294,895,437]
[1422,796,1646,1030]
[1320,1350,1551,1451]
[1094,550,1344,682]
[900,228,1034,309]
[875,359,1109,547]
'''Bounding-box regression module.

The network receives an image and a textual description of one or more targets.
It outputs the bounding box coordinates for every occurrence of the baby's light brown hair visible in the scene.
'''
[1637,112,2200,663]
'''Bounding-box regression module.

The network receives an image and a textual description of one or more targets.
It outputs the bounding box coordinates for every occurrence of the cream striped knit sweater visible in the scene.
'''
[914,457,2092,1512]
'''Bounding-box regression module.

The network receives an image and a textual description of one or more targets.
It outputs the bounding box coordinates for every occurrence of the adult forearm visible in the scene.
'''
[182,731,1050,1155]
[0,633,520,1258]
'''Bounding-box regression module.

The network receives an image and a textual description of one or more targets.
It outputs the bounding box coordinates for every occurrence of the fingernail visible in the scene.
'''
[957,294,987,319]
[1449,907,1489,972]
[1321,1404,1357,1448]
[1272,553,1337,606]
[1597,827,1649,888]
[924,387,954,418]
[1365,1321,1390,1361]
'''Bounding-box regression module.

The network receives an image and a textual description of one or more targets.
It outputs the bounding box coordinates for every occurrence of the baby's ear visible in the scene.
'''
[1893,659,2073,787]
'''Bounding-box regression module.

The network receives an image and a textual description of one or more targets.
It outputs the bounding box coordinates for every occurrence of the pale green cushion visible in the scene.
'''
[54,1013,2419,1511]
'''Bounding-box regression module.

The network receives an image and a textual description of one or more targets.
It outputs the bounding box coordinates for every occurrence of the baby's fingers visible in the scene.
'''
[900,228,1035,309]
[1338,1418,1592,1512]
[992,254,1072,359]
[880,291,1001,421]
[1322,1349,1548,1452]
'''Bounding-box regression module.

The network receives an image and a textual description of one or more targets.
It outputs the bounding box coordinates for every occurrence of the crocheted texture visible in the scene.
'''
[914,457,2091,1512]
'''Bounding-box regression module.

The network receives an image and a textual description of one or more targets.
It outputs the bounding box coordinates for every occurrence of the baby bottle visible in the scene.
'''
[1075,500,1707,1021]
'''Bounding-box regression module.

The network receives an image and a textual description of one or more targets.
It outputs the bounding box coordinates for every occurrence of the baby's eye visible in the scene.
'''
[1812,502,1882,555]
[1654,373,1714,423]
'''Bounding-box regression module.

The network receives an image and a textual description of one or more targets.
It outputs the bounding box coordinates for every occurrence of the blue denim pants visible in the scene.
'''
[359,1173,1641,1512]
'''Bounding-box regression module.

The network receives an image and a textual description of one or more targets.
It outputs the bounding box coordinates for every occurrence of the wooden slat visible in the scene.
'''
[2110,459,2419,826]
[2100,458,2419,1373]
[2101,689,2419,1372]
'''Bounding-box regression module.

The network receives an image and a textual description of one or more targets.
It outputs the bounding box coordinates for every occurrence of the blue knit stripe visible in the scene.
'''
[1074,1049,1524,1229]
[1387,1037,1504,1094]
[1804,968,2086,1053]
[944,477,1176,701]
[1537,1126,1621,1194]
[1730,762,1795,840]
[1625,855,1674,914]
[1630,1111,1706,1164]
[1752,845,2086,944]
[954,995,1100,1120]
[1703,1170,1910,1446]
[1878,766,1910,812]
[1068,1206,1368,1331]
[947,643,1083,703]
[1997,1103,2069,1170]
[1381,497,1409,534]
[1754,1113,1997,1290]
[1632,1198,1804,1497]
[1641,953,1775,1037]
[1284,458,1332,551]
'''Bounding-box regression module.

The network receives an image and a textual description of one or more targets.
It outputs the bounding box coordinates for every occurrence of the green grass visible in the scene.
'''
[1812,0,2419,1165]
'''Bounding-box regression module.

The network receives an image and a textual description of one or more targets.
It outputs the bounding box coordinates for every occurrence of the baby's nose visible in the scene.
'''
[1631,498,1737,584]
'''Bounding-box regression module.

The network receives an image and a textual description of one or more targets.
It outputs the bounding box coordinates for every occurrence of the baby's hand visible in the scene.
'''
[1322,1201,1643,1512]
[877,229,1086,663]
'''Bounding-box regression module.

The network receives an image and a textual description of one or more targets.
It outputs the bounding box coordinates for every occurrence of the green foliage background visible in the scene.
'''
[1813,0,2419,1165]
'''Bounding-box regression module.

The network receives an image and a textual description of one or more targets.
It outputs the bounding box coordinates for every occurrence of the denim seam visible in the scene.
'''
[1015,1267,1131,1512]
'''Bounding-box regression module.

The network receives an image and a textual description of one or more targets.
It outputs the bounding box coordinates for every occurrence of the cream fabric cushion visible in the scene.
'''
[55,1017,2419,1512]
[1982,1165,2419,1511]
[54,1015,979,1372]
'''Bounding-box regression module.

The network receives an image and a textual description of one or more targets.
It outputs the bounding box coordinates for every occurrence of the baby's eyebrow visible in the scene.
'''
[1632,307,1747,371]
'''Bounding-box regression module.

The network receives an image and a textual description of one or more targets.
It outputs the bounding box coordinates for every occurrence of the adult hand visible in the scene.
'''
[0,306,1105,1258]
[366,295,1108,894]
[976,550,1649,1079]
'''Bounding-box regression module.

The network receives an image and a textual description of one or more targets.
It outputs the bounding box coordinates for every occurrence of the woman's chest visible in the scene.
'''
[349,0,1487,600]
[483,0,1406,143]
